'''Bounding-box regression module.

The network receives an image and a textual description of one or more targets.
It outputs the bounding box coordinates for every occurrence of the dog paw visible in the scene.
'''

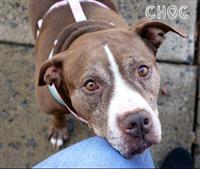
[48,126,69,149]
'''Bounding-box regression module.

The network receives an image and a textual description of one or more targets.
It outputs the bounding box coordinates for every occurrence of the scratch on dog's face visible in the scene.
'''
[63,29,161,157]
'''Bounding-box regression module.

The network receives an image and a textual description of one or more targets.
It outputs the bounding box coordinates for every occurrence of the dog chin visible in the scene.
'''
[121,138,153,158]
[107,134,160,159]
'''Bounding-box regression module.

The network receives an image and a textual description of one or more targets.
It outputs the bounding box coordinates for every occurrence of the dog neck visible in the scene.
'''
[53,20,116,53]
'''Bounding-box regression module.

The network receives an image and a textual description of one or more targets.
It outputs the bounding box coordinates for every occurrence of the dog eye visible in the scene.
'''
[138,65,149,77]
[84,80,98,91]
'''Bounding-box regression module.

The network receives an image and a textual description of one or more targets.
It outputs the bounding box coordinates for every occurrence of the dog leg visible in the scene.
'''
[48,113,69,149]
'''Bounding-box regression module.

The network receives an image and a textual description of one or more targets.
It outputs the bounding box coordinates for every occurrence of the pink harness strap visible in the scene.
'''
[68,0,87,22]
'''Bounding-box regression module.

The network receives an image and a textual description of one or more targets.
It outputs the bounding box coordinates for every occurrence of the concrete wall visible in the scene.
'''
[0,0,199,167]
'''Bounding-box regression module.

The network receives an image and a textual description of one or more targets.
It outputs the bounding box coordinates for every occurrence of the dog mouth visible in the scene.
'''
[125,137,153,158]
[132,140,152,155]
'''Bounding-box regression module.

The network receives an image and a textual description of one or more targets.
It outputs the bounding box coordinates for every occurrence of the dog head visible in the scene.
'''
[38,19,186,158]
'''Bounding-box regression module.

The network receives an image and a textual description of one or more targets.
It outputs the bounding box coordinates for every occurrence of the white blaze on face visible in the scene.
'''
[104,45,161,138]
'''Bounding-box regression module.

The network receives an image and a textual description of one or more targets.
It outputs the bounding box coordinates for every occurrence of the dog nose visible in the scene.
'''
[122,111,152,137]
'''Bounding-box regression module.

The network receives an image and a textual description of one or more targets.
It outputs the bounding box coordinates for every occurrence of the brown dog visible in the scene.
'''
[28,0,186,158]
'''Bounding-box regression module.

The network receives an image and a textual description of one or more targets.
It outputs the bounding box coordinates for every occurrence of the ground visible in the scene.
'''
[0,0,199,168]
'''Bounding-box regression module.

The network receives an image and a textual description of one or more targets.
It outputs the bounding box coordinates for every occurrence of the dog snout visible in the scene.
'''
[121,111,152,137]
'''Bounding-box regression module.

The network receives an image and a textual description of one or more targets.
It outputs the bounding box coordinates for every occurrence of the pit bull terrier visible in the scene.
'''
[28,0,186,158]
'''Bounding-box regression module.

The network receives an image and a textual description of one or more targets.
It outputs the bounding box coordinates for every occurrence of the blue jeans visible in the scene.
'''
[34,136,154,168]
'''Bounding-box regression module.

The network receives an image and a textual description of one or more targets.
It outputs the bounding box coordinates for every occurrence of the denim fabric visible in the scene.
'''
[34,136,154,168]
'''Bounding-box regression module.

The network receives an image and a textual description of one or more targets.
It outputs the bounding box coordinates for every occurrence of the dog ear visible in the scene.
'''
[131,18,187,52]
[38,53,65,86]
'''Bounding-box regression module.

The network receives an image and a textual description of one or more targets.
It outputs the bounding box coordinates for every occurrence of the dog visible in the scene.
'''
[28,0,186,158]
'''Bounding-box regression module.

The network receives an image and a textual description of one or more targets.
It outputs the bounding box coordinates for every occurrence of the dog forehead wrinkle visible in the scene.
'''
[82,62,111,83]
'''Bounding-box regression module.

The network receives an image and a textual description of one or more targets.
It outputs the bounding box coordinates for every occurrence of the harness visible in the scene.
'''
[37,0,114,124]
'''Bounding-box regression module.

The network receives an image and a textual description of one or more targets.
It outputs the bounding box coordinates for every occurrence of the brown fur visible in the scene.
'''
[28,0,128,147]
[28,0,186,153]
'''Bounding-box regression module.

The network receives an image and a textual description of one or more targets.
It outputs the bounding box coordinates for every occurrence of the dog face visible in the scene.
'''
[39,19,186,157]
